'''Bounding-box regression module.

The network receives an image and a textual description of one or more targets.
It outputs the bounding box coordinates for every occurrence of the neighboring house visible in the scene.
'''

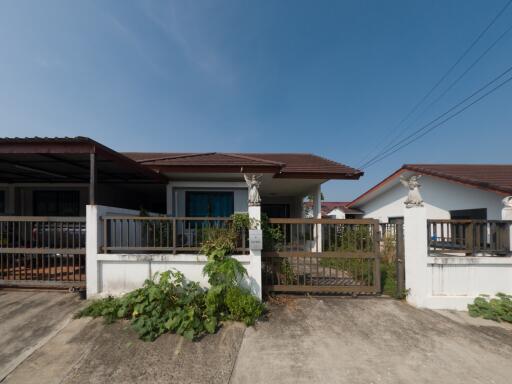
[304,201,363,219]
[349,164,512,221]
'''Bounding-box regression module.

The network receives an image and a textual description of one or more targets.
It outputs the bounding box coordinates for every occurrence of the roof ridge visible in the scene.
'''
[226,153,285,166]
[136,152,214,163]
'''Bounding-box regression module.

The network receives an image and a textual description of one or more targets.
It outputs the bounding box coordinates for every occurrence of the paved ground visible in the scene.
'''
[0,290,83,380]
[3,292,512,384]
[3,296,245,384]
[231,297,512,384]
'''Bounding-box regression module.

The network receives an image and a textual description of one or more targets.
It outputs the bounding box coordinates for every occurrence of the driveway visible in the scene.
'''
[0,290,83,380]
[2,294,512,384]
[231,297,512,384]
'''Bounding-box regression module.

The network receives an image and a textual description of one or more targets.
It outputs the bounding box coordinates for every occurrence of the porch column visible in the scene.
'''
[89,152,97,205]
[312,185,322,252]
[502,197,512,252]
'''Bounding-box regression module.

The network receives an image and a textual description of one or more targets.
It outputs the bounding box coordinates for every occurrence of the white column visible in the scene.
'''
[403,205,429,307]
[86,205,101,298]
[502,197,512,252]
[312,185,322,252]
[247,205,262,299]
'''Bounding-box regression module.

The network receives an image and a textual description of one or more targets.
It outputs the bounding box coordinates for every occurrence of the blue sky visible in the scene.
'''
[1,0,511,200]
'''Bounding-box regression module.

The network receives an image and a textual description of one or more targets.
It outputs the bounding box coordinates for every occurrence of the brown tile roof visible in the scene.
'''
[123,152,363,179]
[349,164,512,207]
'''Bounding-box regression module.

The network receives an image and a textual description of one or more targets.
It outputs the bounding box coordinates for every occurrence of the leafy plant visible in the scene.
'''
[76,270,215,341]
[261,213,284,251]
[225,286,264,325]
[468,293,512,323]
[279,258,295,285]
[78,212,265,342]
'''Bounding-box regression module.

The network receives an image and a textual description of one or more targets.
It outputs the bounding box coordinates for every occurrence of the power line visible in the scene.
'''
[356,0,512,168]
[360,65,512,169]
[364,19,512,166]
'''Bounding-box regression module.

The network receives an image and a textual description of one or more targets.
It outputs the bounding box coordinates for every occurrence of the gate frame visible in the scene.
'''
[262,218,382,294]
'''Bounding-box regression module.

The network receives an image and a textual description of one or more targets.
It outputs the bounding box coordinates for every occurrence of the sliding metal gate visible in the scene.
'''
[262,219,381,294]
[0,217,86,288]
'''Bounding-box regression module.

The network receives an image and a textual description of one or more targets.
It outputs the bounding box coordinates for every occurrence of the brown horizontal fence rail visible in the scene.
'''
[102,216,248,255]
[428,219,512,256]
[0,216,86,287]
[262,218,381,294]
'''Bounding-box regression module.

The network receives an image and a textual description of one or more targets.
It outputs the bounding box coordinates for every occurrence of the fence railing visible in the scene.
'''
[0,216,86,252]
[0,216,86,284]
[262,218,381,293]
[427,219,511,256]
[102,216,249,254]
[263,218,380,254]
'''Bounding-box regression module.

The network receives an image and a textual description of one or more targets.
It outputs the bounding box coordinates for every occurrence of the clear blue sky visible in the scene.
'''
[1,0,511,200]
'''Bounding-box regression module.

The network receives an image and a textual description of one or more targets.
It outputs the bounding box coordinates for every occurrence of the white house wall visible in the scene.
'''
[358,175,504,220]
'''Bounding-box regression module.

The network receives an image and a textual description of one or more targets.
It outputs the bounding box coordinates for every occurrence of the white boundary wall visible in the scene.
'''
[86,204,262,299]
[404,203,512,310]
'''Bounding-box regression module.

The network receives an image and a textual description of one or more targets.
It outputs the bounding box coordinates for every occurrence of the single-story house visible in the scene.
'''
[0,136,364,297]
[348,164,512,222]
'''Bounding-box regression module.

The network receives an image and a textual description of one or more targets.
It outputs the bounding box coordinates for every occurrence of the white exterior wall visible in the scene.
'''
[326,208,346,219]
[358,175,504,221]
[87,204,261,299]
[403,203,512,311]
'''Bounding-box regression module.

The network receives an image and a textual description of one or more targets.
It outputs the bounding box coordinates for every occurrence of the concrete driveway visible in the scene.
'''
[231,297,512,384]
[3,293,512,384]
[0,289,83,380]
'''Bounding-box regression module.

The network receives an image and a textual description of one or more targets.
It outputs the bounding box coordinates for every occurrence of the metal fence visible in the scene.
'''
[262,218,381,294]
[102,216,249,254]
[427,219,511,256]
[0,216,86,286]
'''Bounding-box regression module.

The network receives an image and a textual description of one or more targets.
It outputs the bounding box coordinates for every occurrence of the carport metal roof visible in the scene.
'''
[0,137,167,184]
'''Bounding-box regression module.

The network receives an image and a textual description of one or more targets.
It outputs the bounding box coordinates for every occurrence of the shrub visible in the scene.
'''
[468,293,512,323]
[77,216,265,342]
[225,286,265,325]
[76,270,215,341]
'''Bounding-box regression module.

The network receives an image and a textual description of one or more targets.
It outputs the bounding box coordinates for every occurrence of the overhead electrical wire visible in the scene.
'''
[356,0,512,168]
[360,63,512,169]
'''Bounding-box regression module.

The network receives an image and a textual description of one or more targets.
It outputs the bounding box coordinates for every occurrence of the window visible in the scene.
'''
[449,208,487,220]
[262,204,290,218]
[0,190,5,213]
[33,191,80,216]
[185,191,234,217]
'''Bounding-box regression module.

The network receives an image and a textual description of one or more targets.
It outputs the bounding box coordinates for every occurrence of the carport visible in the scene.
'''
[0,137,168,288]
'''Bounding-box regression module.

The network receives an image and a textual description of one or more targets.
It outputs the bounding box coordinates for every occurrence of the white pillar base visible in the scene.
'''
[248,205,262,299]
[404,205,429,308]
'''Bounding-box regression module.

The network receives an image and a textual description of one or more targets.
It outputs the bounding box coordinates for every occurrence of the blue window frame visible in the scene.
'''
[185,191,234,217]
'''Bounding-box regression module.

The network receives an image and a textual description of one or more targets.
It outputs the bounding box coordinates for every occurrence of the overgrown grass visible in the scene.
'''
[468,293,512,323]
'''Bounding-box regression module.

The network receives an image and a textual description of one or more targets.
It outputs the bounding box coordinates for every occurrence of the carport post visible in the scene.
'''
[89,152,97,205]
